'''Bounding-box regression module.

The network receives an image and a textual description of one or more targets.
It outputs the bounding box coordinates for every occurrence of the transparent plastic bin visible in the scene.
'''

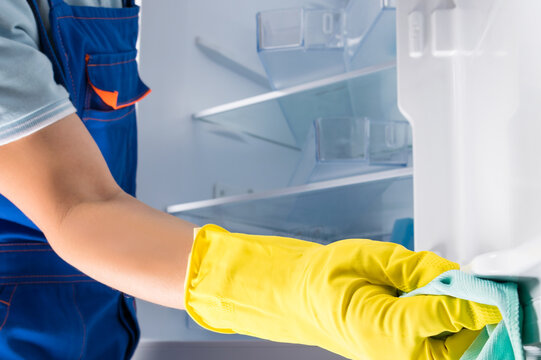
[289,117,411,186]
[290,118,367,186]
[257,1,397,89]
[257,8,347,89]
[369,120,411,165]
[317,117,369,161]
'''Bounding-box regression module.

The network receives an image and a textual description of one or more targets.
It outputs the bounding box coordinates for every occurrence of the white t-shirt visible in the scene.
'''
[0,0,123,146]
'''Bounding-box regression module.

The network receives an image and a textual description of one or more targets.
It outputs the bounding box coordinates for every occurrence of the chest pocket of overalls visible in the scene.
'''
[82,50,150,196]
[39,0,150,198]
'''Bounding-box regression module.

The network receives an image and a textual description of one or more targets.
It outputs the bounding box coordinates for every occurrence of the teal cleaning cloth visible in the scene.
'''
[403,270,523,360]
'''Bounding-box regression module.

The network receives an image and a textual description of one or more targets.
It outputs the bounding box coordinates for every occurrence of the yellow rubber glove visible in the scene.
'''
[184,225,501,360]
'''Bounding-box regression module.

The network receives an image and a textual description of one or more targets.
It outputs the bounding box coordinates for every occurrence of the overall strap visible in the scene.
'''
[26,0,67,88]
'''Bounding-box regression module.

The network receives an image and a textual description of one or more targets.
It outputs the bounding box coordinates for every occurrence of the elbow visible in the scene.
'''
[44,184,125,256]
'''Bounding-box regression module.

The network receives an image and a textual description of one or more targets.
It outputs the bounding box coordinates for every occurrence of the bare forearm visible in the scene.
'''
[0,114,196,309]
[47,190,195,309]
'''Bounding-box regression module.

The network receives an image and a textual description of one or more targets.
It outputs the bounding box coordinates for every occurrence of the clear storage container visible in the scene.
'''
[290,117,411,186]
[257,0,397,89]
[368,120,410,165]
[317,117,369,161]
[257,8,346,89]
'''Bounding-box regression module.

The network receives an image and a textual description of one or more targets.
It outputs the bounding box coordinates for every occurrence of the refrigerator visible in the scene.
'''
[132,0,541,359]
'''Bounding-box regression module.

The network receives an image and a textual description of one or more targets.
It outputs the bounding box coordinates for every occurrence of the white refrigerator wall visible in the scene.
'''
[398,0,541,263]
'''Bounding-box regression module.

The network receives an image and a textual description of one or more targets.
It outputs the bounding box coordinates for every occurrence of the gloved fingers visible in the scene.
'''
[322,239,459,293]
[380,248,460,292]
[328,286,495,360]
[383,295,501,339]
[425,329,483,360]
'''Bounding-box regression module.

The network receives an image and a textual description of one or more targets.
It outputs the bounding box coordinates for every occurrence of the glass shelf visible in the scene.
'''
[193,62,403,149]
[167,167,413,245]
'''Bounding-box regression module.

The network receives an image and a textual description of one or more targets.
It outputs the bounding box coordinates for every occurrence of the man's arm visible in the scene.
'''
[0,112,195,309]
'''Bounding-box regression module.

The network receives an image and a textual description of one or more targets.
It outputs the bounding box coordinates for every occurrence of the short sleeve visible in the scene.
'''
[0,0,76,146]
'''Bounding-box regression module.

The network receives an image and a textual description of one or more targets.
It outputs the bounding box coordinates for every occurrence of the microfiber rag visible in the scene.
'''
[403,270,524,360]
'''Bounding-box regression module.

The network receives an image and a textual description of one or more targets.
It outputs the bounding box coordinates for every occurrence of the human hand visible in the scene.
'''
[184,225,501,359]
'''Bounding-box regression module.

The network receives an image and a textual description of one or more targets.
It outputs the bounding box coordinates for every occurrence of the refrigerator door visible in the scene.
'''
[397,0,541,350]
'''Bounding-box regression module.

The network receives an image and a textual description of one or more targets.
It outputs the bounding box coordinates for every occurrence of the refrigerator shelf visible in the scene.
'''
[167,167,413,244]
[192,61,402,149]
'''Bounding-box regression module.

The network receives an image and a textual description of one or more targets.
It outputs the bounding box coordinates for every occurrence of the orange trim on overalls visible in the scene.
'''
[85,54,152,110]
[88,81,151,110]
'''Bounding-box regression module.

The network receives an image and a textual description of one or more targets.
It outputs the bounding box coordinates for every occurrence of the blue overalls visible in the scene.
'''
[0,0,150,358]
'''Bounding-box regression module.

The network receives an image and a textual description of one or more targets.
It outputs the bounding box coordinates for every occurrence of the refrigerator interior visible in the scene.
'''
[134,1,409,356]
[131,0,541,358]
